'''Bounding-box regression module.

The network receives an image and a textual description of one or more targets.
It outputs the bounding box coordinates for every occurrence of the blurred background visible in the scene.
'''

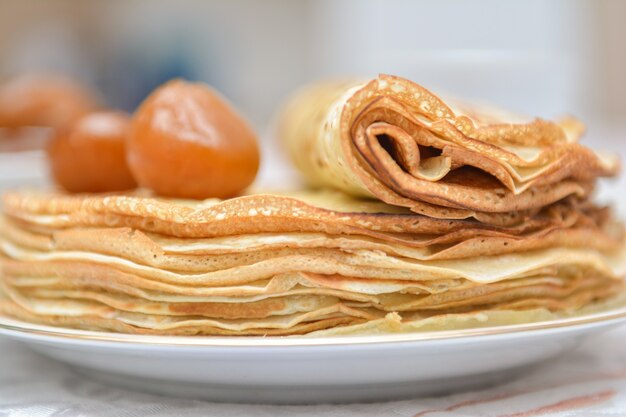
[0,0,625,198]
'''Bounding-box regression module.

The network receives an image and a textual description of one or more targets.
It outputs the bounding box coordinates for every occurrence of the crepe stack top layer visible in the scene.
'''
[0,74,624,336]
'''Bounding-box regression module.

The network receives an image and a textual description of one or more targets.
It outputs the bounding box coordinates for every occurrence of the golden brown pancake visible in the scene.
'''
[278,75,619,217]
[0,189,624,336]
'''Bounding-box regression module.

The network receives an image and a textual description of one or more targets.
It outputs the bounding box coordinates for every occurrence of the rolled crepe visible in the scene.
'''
[278,74,619,220]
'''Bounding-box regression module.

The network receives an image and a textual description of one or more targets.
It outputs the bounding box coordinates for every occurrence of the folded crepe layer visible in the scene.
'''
[278,74,618,215]
[2,189,604,235]
[5,274,617,317]
[0,266,601,300]
[0,299,579,335]
[1,278,614,321]
[2,267,392,302]
[2,238,624,286]
[0,299,363,336]
[1,281,621,335]
[2,215,621,265]
[309,292,626,337]
[0,286,380,331]
[1,282,350,319]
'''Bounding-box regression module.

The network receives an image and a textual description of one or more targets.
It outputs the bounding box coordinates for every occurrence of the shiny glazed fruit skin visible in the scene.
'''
[128,79,260,199]
[48,111,137,193]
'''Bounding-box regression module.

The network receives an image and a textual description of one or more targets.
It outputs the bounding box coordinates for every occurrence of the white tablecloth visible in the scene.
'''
[1,326,626,417]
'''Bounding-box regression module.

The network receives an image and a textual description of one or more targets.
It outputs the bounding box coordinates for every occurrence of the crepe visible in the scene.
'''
[0,189,624,336]
[1,216,621,265]
[1,189,615,236]
[1,235,622,334]
[278,75,619,218]
[2,234,625,285]
[3,270,619,314]
[0,276,622,336]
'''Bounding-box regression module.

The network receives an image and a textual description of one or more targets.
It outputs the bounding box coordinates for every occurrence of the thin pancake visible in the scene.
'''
[2,284,622,336]
[8,274,617,315]
[278,74,618,216]
[2,240,624,285]
[2,189,603,235]
[1,215,621,265]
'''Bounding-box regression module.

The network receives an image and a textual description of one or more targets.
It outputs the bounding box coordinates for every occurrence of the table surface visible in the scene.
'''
[1,326,626,417]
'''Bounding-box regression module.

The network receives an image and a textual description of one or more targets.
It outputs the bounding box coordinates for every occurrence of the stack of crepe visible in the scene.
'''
[0,74,624,336]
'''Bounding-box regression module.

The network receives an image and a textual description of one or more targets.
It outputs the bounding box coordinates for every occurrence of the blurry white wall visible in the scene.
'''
[308,0,599,119]
[1,0,624,128]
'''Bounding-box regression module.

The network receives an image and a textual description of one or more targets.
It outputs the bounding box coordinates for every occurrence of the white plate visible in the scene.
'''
[1,310,626,404]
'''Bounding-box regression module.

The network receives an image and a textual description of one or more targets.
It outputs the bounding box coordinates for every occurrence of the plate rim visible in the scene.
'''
[2,306,626,348]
